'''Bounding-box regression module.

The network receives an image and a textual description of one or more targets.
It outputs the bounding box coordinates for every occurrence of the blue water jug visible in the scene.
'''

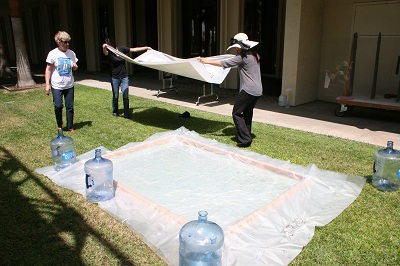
[372,141,400,191]
[50,129,77,171]
[179,211,224,266]
[84,149,114,202]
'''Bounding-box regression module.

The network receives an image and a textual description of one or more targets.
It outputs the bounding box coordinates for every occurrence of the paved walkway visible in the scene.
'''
[75,71,400,148]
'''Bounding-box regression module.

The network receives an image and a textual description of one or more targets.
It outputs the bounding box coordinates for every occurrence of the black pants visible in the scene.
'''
[232,90,260,145]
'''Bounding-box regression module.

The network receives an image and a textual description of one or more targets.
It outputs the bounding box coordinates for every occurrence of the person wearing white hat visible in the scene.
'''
[198,33,262,147]
[226,32,259,50]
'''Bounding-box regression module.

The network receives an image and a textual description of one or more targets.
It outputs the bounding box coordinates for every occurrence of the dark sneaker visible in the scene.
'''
[236,142,251,148]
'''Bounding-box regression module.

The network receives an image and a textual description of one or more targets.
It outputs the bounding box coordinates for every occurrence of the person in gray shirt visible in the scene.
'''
[198,33,262,147]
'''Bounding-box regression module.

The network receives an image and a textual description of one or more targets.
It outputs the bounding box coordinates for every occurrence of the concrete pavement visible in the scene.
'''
[74,71,400,148]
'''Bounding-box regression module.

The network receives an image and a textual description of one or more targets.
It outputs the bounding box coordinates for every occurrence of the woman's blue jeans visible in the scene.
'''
[111,76,129,116]
[52,87,74,130]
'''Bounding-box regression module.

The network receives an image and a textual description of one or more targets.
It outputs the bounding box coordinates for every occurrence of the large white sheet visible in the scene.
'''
[36,127,365,266]
[106,45,234,84]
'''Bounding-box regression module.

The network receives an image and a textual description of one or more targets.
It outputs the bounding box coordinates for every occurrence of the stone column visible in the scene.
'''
[281,0,324,106]
[219,0,242,89]
[114,0,133,73]
[157,0,177,56]
[82,0,101,71]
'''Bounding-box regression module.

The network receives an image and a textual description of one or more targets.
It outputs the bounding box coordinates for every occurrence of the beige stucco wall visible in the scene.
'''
[318,0,355,102]
[281,0,301,106]
[281,0,324,106]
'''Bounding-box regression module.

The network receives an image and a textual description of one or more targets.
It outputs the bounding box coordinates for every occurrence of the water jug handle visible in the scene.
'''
[85,174,92,189]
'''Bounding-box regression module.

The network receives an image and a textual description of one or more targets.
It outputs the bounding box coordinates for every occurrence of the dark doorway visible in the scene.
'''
[182,0,219,58]
[130,0,158,49]
[99,0,157,73]
[99,1,114,72]
[0,17,12,65]
[144,0,158,50]
[244,0,285,96]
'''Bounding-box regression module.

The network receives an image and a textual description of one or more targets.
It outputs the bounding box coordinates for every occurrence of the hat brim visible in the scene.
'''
[226,44,241,51]
[226,40,259,51]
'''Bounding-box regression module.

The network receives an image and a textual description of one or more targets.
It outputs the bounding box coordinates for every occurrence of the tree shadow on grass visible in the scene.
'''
[131,107,232,134]
[0,146,135,265]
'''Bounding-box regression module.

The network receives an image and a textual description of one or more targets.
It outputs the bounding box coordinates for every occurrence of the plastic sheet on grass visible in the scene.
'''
[36,127,365,266]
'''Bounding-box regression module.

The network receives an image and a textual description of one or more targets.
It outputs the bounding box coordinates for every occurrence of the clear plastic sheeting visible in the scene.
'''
[36,127,365,266]
[106,45,234,84]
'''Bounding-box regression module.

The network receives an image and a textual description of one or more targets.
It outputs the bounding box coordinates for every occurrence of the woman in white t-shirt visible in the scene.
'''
[45,31,78,133]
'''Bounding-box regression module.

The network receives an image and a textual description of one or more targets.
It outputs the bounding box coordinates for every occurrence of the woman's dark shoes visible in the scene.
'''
[236,142,251,148]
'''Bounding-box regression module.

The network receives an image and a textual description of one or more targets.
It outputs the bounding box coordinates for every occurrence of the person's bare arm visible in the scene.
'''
[44,63,52,96]
[102,43,108,56]
[71,62,78,71]
[130,46,152,52]
[197,57,222,67]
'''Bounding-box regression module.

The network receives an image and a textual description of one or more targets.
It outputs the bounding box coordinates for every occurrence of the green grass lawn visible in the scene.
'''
[0,84,398,265]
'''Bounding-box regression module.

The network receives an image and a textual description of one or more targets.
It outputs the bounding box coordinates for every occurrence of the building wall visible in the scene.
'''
[281,0,324,106]
[318,0,355,102]
[1,0,398,106]
[295,0,324,105]
[281,0,301,105]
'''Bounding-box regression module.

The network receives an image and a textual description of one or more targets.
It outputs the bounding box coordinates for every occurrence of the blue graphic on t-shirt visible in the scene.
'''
[57,57,72,77]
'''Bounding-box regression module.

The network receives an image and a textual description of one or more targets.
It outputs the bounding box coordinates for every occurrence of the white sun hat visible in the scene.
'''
[227,33,259,51]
